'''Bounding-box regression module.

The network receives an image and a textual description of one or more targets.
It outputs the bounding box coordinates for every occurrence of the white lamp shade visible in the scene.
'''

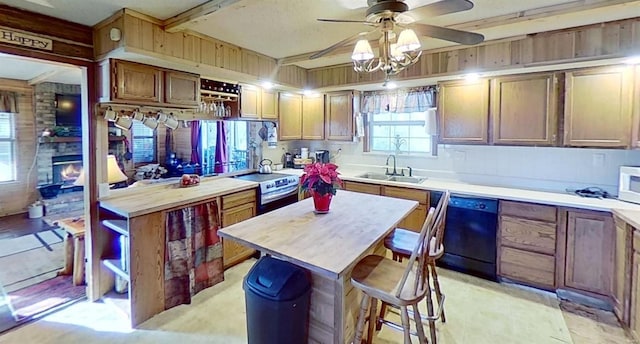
[396,29,421,53]
[352,39,374,61]
[73,155,128,186]
[390,43,404,61]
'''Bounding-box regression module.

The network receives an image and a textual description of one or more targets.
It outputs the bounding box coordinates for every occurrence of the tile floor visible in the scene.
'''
[0,258,636,344]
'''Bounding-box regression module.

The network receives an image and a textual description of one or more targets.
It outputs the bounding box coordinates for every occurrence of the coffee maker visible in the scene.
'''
[315,150,330,163]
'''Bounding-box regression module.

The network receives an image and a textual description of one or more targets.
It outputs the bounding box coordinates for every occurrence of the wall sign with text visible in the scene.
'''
[0,27,53,51]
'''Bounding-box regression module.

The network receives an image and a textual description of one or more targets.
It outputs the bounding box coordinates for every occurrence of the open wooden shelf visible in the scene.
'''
[102,259,130,281]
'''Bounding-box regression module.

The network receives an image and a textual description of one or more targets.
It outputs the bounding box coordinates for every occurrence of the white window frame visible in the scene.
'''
[367,111,436,156]
[0,112,16,182]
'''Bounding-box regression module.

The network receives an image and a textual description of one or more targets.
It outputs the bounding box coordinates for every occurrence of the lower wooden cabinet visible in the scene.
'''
[343,181,381,195]
[497,200,558,290]
[221,190,257,268]
[613,215,632,325]
[564,209,614,296]
[632,248,640,341]
[499,246,556,288]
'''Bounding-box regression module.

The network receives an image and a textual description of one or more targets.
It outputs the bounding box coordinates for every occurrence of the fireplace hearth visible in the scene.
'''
[52,155,82,186]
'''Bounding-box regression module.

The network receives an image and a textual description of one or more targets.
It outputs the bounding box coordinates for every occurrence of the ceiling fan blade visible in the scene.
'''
[409,0,474,18]
[310,30,376,60]
[317,19,377,26]
[412,23,484,45]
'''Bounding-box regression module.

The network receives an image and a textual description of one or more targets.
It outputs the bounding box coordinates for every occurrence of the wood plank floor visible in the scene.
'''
[0,213,54,240]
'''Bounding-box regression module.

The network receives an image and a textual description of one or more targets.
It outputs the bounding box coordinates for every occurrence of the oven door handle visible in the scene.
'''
[261,185,298,205]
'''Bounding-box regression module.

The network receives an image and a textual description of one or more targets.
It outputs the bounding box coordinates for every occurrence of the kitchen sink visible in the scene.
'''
[355,172,427,184]
[386,175,428,184]
[355,172,390,181]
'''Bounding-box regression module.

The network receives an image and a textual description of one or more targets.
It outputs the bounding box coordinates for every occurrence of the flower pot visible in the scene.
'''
[312,191,332,213]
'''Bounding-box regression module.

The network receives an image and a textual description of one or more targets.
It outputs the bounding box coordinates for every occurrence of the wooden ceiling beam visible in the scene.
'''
[163,0,241,33]
[28,69,61,85]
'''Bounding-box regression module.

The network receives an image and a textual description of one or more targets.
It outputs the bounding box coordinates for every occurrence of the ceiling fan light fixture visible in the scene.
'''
[396,29,421,53]
[352,40,375,61]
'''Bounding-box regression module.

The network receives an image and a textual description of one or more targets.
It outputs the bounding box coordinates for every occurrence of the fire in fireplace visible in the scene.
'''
[52,155,83,185]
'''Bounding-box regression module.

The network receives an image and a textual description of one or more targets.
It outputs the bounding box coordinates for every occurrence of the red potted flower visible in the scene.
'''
[300,162,343,213]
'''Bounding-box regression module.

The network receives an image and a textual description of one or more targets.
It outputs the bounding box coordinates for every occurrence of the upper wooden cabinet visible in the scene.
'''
[633,66,640,148]
[99,59,199,108]
[564,66,633,148]
[239,84,260,119]
[325,91,354,141]
[490,73,558,146]
[165,71,200,106]
[239,85,278,120]
[261,89,278,120]
[302,94,325,140]
[438,79,490,144]
[564,209,615,296]
[278,93,302,140]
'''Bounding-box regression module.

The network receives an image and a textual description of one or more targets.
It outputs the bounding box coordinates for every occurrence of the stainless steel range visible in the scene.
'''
[235,173,300,214]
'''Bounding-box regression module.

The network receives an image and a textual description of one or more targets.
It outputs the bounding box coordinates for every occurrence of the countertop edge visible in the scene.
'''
[612,209,640,229]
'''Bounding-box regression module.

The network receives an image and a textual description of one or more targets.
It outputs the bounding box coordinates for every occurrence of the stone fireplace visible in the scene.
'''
[51,155,82,185]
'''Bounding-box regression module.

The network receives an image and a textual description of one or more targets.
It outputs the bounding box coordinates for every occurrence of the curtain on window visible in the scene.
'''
[164,201,223,310]
[214,121,227,173]
[0,91,18,113]
[361,86,436,114]
[190,120,201,165]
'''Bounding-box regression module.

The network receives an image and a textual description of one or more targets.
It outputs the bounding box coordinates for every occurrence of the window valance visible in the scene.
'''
[361,86,436,114]
[0,91,18,113]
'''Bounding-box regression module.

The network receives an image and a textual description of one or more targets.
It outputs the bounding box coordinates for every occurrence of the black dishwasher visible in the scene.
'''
[431,192,498,281]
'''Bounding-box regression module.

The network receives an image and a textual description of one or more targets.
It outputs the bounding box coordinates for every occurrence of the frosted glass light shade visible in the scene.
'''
[73,155,127,186]
[352,39,374,61]
[396,29,421,52]
[390,43,404,61]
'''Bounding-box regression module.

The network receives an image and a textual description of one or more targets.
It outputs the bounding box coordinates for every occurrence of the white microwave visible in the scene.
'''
[619,166,640,205]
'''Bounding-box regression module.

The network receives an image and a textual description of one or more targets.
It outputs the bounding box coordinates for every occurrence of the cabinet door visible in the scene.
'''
[564,66,632,147]
[438,79,489,144]
[278,93,302,140]
[632,66,640,148]
[302,94,325,140]
[325,91,353,141]
[343,181,381,195]
[222,202,256,268]
[397,204,428,232]
[565,210,615,296]
[113,60,162,103]
[613,217,632,325]
[240,84,260,119]
[165,71,199,106]
[261,89,278,120]
[491,73,557,146]
[631,249,640,341]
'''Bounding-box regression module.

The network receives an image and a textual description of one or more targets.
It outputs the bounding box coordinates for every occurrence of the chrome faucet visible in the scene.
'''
[385,154,403,176]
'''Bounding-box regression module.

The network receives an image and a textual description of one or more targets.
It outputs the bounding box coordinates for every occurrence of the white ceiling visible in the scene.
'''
[0,53,81,85]
[0,0,639,78]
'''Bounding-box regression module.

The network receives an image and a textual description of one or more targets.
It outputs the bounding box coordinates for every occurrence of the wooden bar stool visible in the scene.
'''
[351,207,437,344]
[381,191,450,343]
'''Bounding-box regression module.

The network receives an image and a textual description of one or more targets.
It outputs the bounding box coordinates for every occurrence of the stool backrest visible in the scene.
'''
[432,191,451,250]
[395,206,436,299]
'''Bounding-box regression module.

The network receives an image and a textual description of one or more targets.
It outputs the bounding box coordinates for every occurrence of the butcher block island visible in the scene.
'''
[219,190,418,343]
[95,177,259,327]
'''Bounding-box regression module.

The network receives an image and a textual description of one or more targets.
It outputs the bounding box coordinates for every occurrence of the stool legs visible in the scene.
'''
[73,236,85,285]
[412,304,427,344]
[57,233,74,276]
[429,260,445,323]
[354,294,371,344]
[366,298,378,344]
[424,269,437,344]
[400,306,411,344]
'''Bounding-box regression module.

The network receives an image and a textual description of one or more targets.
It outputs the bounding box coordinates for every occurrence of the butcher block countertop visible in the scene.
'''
[219,190,418,278]
[99,177,259,218]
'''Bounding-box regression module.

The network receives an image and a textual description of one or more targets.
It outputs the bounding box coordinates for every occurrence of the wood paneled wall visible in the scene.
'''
[0,5,93,61]
[307,17,640,89]
[94,10,307,89]
[0,78,38,216]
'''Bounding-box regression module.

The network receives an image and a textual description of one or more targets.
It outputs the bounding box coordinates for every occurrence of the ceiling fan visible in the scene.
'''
[310,0,484,76]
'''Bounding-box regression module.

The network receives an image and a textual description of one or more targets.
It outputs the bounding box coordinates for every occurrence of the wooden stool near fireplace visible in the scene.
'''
[56,216,86,286]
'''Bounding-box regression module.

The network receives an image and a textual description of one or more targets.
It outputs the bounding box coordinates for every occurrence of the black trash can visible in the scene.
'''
[244,256,311,344]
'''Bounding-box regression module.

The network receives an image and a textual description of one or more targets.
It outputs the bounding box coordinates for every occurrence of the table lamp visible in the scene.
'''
[74,155,128,187]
